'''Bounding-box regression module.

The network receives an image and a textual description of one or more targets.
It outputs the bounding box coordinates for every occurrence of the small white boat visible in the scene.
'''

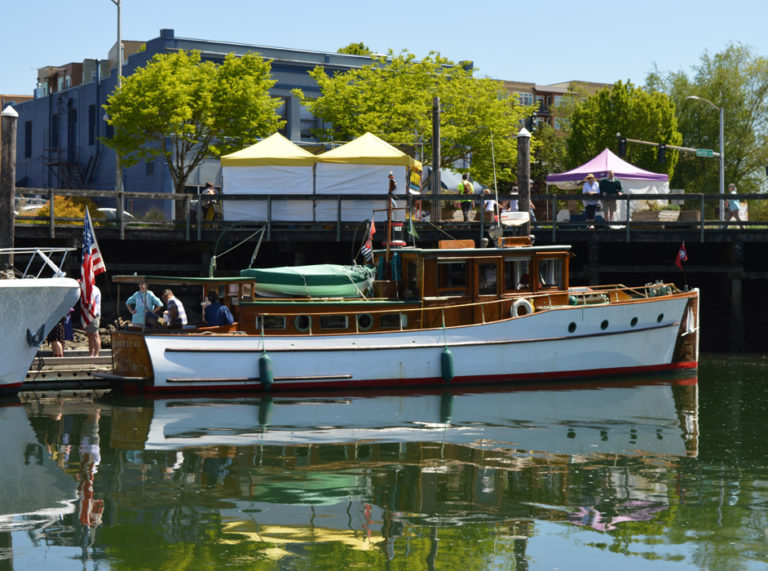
[109,237,699,393]
[0,248,81,394]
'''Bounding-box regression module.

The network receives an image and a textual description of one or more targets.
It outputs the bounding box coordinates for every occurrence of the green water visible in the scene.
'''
[3,354,768,570]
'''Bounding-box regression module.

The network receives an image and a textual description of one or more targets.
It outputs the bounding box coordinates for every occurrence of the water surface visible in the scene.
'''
[3,354,768,570]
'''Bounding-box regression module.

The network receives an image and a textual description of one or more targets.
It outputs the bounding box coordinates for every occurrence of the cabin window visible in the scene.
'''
[319,315,348,330]
[538,258,563,289]
[437,260,467,296]
[478,263,498,295]
[256,315,286,330]
[504,258,531,291]
[241,283,253,301]
[381,313,407,329]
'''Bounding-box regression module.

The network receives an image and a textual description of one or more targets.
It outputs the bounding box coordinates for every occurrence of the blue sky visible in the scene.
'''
[2,0,767,96]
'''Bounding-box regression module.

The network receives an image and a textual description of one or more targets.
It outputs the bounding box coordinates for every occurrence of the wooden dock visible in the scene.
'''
[23,351,114,392]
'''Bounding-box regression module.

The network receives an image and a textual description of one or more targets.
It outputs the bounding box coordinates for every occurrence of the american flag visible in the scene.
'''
[81,208,106,328]
[360,218,376,262]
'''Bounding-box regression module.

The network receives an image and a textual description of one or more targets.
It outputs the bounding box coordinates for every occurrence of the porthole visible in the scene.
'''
[600,320,609,330]
[657,313,664,323]
[568,322,577,333]
[357,313,373,331]
[294,315,312,332]
[630,317,638,327]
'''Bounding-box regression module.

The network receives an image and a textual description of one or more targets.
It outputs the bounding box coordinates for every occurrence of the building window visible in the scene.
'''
[145,161,154,176]
[517,92,533,106]
[24,121,32,158]
[300,105,319,139]
[88,105,96,146]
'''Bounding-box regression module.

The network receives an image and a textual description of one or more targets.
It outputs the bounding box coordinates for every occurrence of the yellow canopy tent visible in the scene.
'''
[315,133,422,222]
[221,133,317,221]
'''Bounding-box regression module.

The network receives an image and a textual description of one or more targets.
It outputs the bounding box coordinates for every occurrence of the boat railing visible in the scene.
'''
[252,281,687,333]
[0,247,76,279]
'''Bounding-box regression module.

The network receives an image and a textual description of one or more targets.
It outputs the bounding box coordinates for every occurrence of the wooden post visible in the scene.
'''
[431,97,441,220]
[517,127,531,237]
[0,105,18,268]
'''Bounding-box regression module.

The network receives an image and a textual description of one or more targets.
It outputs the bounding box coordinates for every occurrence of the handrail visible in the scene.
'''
[252,281,684,322]
[11,187,763,242]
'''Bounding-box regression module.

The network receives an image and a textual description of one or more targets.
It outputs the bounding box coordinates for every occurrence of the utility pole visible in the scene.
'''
[431,97,441,221]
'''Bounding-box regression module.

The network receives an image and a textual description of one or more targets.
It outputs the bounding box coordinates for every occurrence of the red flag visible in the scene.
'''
[81,208,106,328]
[675,242,687,270]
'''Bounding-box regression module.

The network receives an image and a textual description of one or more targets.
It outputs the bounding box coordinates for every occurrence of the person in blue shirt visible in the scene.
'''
[126,282,163,328]
[203,292,234,326]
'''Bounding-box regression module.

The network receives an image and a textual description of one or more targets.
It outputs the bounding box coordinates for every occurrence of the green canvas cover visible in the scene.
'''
[241,264,376,297]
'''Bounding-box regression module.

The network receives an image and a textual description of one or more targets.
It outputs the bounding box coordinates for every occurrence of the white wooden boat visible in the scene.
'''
[109,237,699,393]
[0,248,81,394]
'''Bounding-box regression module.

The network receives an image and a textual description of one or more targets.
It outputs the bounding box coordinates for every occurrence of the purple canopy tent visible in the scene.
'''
[546,148,668,188]
[546,149,670,222]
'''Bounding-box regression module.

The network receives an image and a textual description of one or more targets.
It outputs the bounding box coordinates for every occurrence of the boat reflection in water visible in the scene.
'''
[0,400,78,534]
[16,375,699,567]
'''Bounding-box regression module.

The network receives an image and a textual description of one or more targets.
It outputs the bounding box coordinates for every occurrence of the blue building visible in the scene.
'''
[13,29,375,215]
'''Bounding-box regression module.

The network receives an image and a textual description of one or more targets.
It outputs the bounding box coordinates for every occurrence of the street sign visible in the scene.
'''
[696,148,715,157]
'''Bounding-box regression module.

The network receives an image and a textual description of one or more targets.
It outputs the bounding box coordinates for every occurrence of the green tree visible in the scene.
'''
[647,43,768,194]
[337,42,372,55]
[103,50,283,196]
[294,51,532,186]
[567,81,682,178]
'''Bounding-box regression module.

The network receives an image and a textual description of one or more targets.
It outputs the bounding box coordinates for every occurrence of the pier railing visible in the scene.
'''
[12,187,762,242]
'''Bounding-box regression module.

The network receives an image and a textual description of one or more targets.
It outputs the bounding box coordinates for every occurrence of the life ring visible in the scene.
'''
[511,298,534,317]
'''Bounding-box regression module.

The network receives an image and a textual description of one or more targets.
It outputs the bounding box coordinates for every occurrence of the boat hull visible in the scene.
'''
[1,278,81,393]
[112,291,699,393]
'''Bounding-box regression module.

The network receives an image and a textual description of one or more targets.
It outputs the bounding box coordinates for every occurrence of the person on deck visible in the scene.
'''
[126,282,163,328]
[599,170,623,223]
[203,292,234,326]
[582,174,600,229]
[459,174,474,222]
[726,183,745,228]
[162,289,188,329]
[482,189,499,223]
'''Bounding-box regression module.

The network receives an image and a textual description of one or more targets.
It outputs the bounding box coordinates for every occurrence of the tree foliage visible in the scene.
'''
[647,43,768,193]
[294,51,532,186]
[337,42,372,55]
[103,50,284,194]
[567,81,682,178]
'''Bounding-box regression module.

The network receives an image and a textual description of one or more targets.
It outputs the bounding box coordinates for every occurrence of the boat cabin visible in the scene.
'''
[113,238,573,335]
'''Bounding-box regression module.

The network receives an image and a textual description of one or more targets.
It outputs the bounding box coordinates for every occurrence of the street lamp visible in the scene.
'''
[686,95,724,222]
[109,0,123,195]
